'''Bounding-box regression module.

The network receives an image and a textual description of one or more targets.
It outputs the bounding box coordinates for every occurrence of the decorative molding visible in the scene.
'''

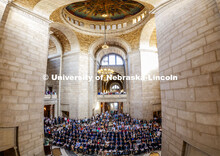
[119,25,144,50]
[48,54,61,60]
[150,0,180,15]
[49,6,63,23]
[62,6,149,36]
[63,51,81,57]
[10,2,51,25]
[61,9,152,37]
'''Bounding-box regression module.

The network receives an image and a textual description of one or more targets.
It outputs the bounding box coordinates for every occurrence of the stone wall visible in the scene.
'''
[88,54,95,116]
[46,57,60,92]
[78,53,89,119]
[61,52,90,119]
[0,2,49,156]
[128,50,143,119]
[61,53,79,118]
[154,0,220,155]
[128,49,161,120]
[140,51,161,119]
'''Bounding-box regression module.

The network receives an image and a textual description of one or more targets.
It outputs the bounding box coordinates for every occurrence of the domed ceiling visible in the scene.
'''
[66,0,145,21]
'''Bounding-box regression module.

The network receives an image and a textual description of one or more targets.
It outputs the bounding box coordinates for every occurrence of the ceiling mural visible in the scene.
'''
[65,0,145,21]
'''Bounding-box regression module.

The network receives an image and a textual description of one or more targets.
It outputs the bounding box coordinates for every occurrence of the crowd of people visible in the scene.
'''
[98,91,126,95]
[45,90,56,95]
[44,112,162,155]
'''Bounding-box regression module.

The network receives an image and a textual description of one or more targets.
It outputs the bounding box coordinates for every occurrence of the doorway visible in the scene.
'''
[101,102,123,114]
[44,105,54,118]
[62,111,69,118]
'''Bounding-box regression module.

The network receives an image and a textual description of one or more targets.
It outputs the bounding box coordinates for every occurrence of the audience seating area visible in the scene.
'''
[44,112,161,155]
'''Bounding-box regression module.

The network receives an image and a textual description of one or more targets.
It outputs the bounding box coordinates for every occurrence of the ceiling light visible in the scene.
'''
[102,43,109,49]
[102,14,108,17]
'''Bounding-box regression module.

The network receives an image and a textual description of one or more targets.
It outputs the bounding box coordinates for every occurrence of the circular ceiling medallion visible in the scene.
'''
[66,0,145,21]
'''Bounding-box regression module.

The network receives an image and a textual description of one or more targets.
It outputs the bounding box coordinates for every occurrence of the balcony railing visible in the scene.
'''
[97,94,127,102]
[44,95,58,105]
[44,94,57,99]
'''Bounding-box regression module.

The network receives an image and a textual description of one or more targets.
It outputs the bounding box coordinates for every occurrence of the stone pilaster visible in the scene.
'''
[140,49,161,120]
[128,49,143,119]
[61,52,91,119]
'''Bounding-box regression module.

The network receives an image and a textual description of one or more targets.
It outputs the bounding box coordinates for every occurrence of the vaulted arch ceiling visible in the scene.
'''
[50,22,80,53]
[48,38,57,55]
[149,28,157,48]
[139,17,156,50]
[50,27,71,53]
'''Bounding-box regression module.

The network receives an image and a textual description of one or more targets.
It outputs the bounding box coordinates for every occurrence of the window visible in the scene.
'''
[133,18,137,24]
[107,25,111,30]
[137,16,141,22]
[118,24,122,29]
[96,25,100,30]
[90,25,95,29]
[101,56,108,65]
[109,55,115,65]
[101,54,124,66]
[112,85,120,90]
[116,56,123,65]
[112,25,116,30]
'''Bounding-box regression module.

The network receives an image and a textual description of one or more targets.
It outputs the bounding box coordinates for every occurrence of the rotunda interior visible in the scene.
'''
[0,0,219,156]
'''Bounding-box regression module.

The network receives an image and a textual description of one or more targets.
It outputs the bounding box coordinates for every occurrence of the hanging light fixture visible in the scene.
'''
[97,68,114,82]
[102,1,109,50]
[102,14,108,17]
[102,20,109,49]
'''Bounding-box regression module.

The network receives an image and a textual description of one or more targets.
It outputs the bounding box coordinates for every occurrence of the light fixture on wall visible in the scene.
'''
[102,18,109,49]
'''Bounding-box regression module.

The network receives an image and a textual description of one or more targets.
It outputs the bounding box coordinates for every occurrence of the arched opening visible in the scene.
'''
[100,53,124,66]
[97,53,126,94]
[110,82,121,92]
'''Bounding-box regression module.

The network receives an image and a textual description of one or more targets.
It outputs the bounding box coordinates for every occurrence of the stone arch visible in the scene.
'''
[149,28,157,48]
[96,46,127,64]
[48,34,62,58]
[50,22,80,53]
[139,17,156,50]
[108,81,123,92]
[89,37,131,58]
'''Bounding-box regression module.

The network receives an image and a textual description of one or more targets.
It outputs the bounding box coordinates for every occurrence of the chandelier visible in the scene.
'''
[97,68,114,81]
